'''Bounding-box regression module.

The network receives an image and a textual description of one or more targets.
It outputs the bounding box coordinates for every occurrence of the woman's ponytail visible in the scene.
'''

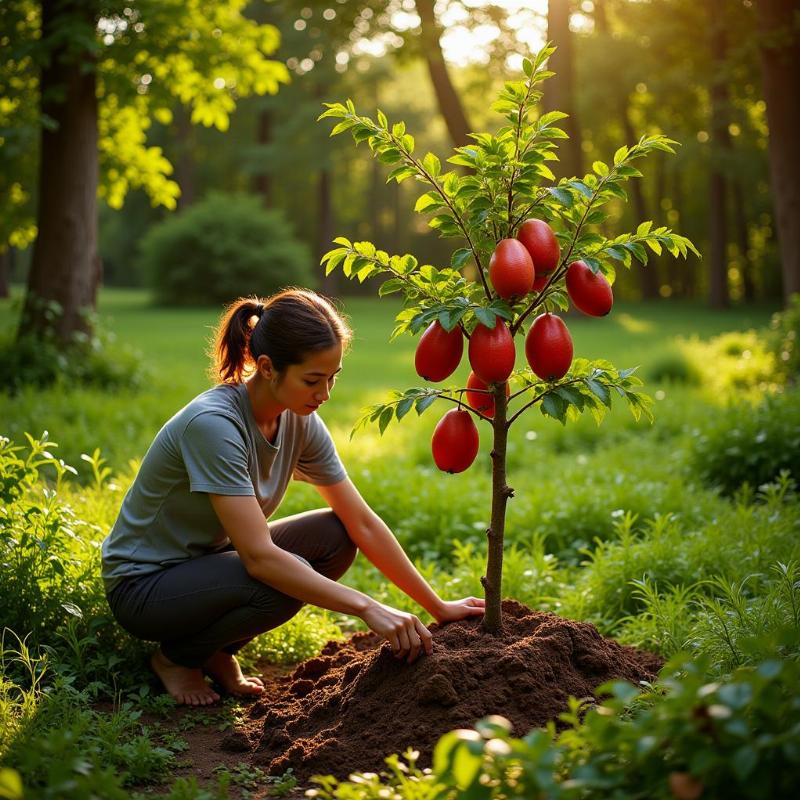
[208,297,264,384]
[208,289,351,385]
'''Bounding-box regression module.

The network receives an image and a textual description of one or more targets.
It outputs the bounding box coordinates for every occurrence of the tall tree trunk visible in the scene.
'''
[317,168,339,297]
[253,108,273,207]
[708,13,731,309]
[672,169,694,298]
[621,105,659,299]
[174,108,197,210]
[18,0,99,343]
[754,0,800,304]
[732,181,756,302]
[415,0,472,147]
[0,250,9,299]
[542,0,582,178]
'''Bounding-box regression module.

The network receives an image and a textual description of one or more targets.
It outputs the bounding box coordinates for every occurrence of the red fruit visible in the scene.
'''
[431,409,480,474]
[518,219,560,273]
[489,239,534,300]
[468,321,516,384]
[566,260,613,316]
[532,273,551,292]
[415,321,463,382]
[465,371,510,418]
[525,313,573,381]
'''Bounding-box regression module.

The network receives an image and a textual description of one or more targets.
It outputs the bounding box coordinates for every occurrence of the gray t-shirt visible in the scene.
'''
[101,382,347,592]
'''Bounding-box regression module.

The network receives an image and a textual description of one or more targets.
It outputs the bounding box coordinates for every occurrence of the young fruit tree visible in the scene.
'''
[319,47,698,634]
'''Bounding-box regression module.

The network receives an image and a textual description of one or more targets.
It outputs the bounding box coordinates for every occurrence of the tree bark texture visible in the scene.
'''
[19,0,99,343]
[542,0,583,179]
[732,181,756,301]
[481,382,513,634]
[708,13,731,309]
[317,169,340,298]
[621,106,660,299]
[755,0,800,304]
[253,109,273,207]
[0,250,9,299]
[415,0,473,147]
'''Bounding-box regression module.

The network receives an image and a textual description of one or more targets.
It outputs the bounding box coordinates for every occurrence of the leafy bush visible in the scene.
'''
[0,300,147,395]
[766,293,800,385]
[558,474,800,638]
[660,330,778,402]
[618,561,800,670]
[139,193,312,306]
[645,348,702,386]
[428,652,800,799]
[691,388,800,495]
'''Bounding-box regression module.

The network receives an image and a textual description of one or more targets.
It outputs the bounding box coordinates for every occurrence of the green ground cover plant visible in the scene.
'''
[1,290,797,796]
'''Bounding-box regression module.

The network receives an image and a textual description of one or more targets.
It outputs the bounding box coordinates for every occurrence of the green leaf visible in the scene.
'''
[396,396,415,420]
[378,406,393,434]
[522,57,534,78]
[451,248,473,269]
[415,192,443,213]
[636,221,653,236]
[422,152,442,177]
[592,160,609,177]
[474,307,497,328]
[416,394,438,414]
[585,379,611,406]
[541,393,568,424]
[386,165,417,183]
[613,145,629,165]
[549,187,574,207]
[378,278,405,297]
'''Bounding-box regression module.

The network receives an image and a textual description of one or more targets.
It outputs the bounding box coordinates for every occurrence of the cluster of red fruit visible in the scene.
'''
[417,219,614,474]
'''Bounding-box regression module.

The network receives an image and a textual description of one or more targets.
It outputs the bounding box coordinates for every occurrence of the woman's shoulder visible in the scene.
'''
[169,384,246,433]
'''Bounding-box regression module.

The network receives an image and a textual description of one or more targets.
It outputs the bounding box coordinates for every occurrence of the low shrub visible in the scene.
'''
[558,473,800,638]
[645,348,702,386]
[139,193,312,306]
[766,293,800,385]
[427,652,800,799]
[0,300,147,395]
[691,388,800,495]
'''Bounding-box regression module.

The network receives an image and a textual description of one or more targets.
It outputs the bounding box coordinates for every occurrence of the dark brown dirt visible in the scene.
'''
[244,600,663,781]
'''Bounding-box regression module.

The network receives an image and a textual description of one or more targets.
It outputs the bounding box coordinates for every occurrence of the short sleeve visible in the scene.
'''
[179,412,255,495]
[293,413,347,486]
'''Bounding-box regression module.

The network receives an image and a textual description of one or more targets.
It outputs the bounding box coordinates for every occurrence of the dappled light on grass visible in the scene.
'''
[615,311,654,335]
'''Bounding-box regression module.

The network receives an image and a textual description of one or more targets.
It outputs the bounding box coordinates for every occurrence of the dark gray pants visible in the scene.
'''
[106,509,356,668]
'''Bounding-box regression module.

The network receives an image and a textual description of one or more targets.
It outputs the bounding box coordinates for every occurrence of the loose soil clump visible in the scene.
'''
[246,600,662,781]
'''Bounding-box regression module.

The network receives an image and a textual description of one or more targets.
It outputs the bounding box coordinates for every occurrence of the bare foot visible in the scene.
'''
[150,649,220,706]
[204,651,265,696]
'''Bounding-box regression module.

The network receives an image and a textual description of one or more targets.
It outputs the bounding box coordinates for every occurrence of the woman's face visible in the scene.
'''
[272,343,343,415]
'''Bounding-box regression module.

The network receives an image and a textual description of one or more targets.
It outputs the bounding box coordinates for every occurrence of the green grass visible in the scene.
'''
[2,287,796,799]
[0,286,778,477]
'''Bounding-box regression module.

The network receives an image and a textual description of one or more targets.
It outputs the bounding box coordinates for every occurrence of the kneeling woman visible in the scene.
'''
[102,289,484,705]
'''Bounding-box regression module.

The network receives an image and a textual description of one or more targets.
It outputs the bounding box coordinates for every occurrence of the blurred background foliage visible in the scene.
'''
[1,0,798,310]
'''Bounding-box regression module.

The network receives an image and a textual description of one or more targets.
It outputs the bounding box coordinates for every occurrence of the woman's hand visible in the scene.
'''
[433,596,486,624]
[360,601,433,664]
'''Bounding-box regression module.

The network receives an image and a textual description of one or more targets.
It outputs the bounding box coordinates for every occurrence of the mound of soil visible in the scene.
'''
[245,600,662,781]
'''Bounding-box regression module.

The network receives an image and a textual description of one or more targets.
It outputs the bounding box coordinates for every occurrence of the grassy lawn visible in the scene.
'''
[0,286,778,475]
[2,288,798,798]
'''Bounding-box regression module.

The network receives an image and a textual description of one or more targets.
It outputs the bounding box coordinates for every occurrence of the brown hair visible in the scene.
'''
[208,289,352,384]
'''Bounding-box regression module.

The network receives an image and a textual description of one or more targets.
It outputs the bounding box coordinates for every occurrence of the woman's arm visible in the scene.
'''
[314,478,484,624]
[209,493,432,662]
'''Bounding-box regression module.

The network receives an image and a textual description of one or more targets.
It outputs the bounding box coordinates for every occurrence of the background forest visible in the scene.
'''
[2,0,798,315]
